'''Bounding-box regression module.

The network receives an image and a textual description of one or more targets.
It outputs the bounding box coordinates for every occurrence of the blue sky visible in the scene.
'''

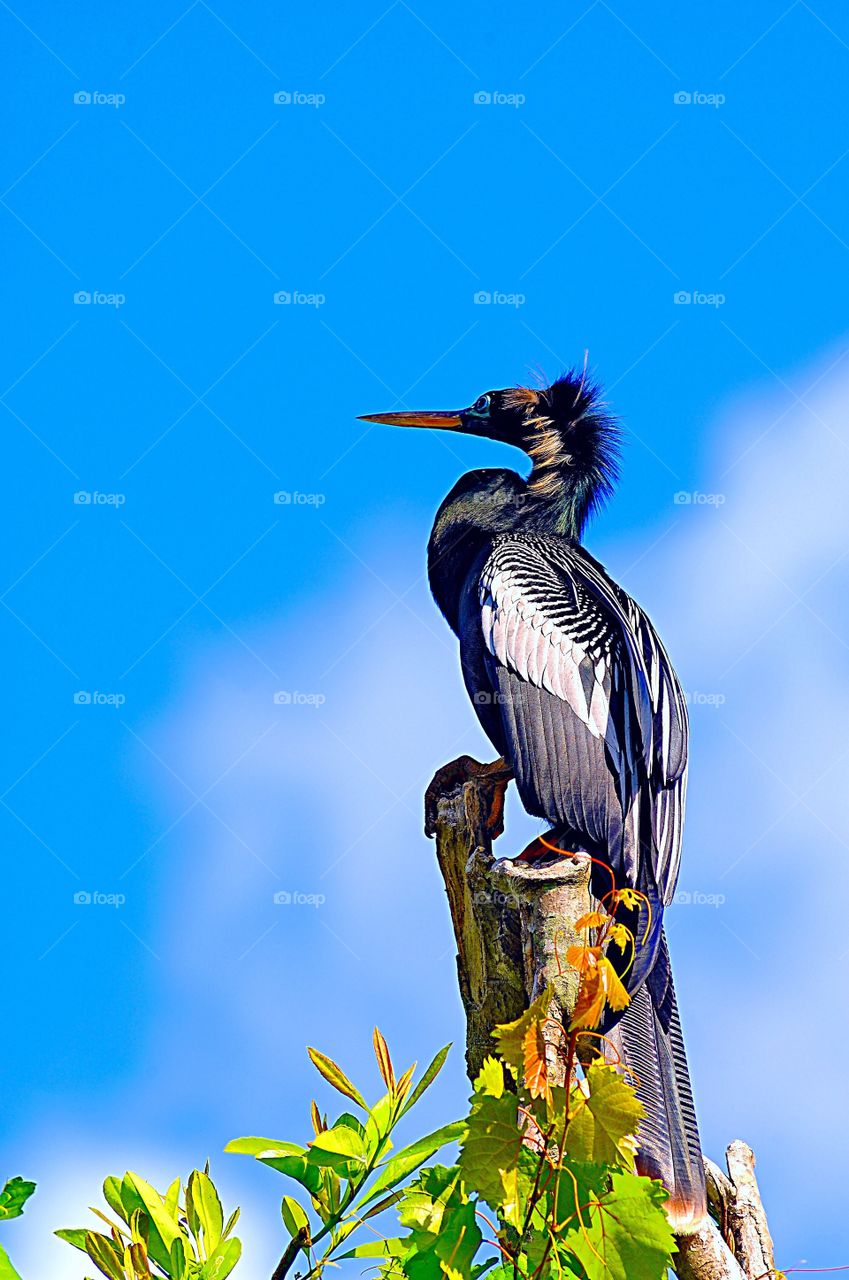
[3,1,849,1275]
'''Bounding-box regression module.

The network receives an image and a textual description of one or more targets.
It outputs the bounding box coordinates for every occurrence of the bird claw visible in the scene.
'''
[424,755,512,839]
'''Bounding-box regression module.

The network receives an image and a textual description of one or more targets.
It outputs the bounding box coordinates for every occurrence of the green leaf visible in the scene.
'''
[401,1044,451,1116]
[563,1170,675,1280]
[84,1230,125,1280]
[202,1236,242,1279]
[224,1137,304,1158]
[55,1227,90,1252]
[0,1244,24,1280]
[171,1236,189,1280]
[497,1146,543,1233]
[103,1177,127,1225]
[565,1063,642,1169]
[397,1165,459,1235]
[308,1125,369,1170]
[0,1178,36,1221]
[470,1259,500,1280]
[333,1112,367,1138]
[359,1121,467,1205]
[320,1166,342,1220]
[361,1190,403,1220]
[392,1170,482,1280]
[307,1047,368,1109]
[458,1091,522,1210]
[338,1238,406,1260]
[432,1196,482,1280]
[257,1154,323,1195]
[280,1195,310,1239]
[163,1177,181,1222]
[365,1092,394,1154]
[121,1172,181,1270]
[188,1171,223,1252]
[553,1158,610,1234]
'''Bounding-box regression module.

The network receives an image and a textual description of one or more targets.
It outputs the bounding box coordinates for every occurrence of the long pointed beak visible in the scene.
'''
[357,409,464,429]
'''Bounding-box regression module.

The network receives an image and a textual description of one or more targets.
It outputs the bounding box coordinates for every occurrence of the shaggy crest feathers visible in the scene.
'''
[505,372,621,535]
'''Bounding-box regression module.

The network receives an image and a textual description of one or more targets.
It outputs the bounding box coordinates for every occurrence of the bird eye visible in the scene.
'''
[470,394,491,416]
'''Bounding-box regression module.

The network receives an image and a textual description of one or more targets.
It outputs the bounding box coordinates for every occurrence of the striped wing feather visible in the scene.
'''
[477,534,688,903]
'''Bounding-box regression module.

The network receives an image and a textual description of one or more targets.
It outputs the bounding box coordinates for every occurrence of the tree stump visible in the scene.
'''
[426,755,778,1280]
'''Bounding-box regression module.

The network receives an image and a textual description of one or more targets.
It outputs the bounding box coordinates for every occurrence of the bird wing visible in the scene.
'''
[476,533,688,901]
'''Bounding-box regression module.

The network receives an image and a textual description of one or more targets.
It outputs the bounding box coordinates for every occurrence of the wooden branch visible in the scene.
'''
[724,1142,776,1278]
[426,756,778,1280]
[673,1215,747,1280]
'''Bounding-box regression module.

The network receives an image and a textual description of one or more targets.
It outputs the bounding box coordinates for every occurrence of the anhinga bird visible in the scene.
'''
[360,372,706,1232]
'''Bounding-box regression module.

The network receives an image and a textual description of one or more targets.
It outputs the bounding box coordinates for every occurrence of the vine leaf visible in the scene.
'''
[523,1019,552,1106]
[565,1063,642,1170]
[458,1091,522,1210]
[492,987,553,1083]
[563,1169,675,1280]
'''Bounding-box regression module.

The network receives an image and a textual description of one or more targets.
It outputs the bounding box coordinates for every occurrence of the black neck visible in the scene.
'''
[427,467,581,631]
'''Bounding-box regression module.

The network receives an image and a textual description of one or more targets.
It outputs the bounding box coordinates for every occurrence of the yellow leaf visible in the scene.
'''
[570,970,606,1030]
[574,912,608,931]
[395,1062,416,1103]
[498,1164,522,1231]
[493,987,553,1081]
[373,1027,396,1091]
[607,923,632,953]
[599,958,631,1012]
[307,1047,367,1109]
[522,1019,552,1105]
[610,887,644,912]
[565,945,601,975]
[474,1055,505,1098]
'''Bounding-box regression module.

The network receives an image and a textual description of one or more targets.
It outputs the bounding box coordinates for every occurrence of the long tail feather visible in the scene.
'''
[614,940,707,1233]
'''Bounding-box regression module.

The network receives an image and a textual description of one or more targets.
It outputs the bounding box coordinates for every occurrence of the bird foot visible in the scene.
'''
[516,831,582,865]
[425,755,512,840]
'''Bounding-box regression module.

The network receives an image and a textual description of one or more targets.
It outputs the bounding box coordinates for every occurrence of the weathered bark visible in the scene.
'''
[426,755,778,1280]
[724,1142,776,1278]
[425,754,591,1079]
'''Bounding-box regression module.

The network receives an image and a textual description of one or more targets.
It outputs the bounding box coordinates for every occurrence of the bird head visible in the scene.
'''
[359,371,620,537]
